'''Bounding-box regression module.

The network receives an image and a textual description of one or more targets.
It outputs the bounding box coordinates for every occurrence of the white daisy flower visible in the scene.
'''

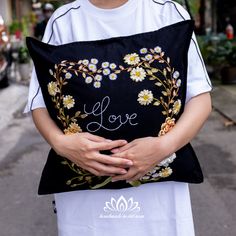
[88,63,97,72]
[95,74,102,81]
[130,67,146,82]
[65,72,72,79]
[102,62,109,68]
[140,48,148,54]
[82,59,89,66]
[176,79,181,87]
[85,76,93,84]
[47,81,59,96]
[103,68,111,76]
[173,71,180,79]
[137,89,154,105]
[154,46,162,53]
[124,53,140,65]
[94,81,101,88]
[109,73,117,80]
[63,95,75,109]
[109,63,117,70]
[91,58,98,64]
[145,54,153,61]
[173,99,181,114]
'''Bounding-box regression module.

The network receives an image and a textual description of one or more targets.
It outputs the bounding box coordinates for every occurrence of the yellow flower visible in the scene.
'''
[130,67,146,82]
[138,89,154,105]
[63,95,75,109]
[173,99,181,114]
[64,122,82,135]
[124,53,140,65]
[47,81,59,96]
[159,167,173,178]
[159,117,175,136]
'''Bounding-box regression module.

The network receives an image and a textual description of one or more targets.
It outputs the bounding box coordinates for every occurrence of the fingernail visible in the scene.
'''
[126,161,133,165]
[112,179,118,182]
[106,139,113,142]
[121,170,127,174]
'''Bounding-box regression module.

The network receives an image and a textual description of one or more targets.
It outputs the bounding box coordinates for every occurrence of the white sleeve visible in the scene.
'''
[185,32,212,103]
[24,12,61,114]
[173,2,212,103]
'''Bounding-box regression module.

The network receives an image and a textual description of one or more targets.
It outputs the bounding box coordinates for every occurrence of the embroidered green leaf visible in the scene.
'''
[155,82,162,87]
[82,72,86,78]
[151,68,158,73]
[128,180,142,187]
[162,111,167,115]
[162,91,168,96]
[154,101,161,106]
[144,62,151,68]
[149,77,155,80]
[90,177,112,189]
[147,70,153,76]
[80,114,88,119]
[163,69,167,76]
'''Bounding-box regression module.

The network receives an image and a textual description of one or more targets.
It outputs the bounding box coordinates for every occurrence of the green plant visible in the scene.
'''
[18,46,30,64]
[198,35,236,67]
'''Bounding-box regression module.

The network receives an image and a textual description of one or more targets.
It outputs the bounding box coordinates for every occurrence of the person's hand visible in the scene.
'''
[110,136,170,182]
[52,132,133,177]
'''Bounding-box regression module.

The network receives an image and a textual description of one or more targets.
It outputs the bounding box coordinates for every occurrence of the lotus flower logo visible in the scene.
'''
[100,195,144,218]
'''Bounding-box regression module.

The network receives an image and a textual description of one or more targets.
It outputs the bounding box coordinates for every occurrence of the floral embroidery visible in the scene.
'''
[138,90,154,105]
[48,81,59,96]
[130,67,146,82]
[47,44,183,189]
[63,95,75,109]
[124,53,140,65]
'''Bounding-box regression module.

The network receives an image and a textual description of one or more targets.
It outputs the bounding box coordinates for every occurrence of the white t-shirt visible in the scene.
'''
[25,1,212,236]
[24,0,212,113]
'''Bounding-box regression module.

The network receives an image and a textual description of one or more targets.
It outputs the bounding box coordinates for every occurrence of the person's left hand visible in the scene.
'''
[110,136,171,182]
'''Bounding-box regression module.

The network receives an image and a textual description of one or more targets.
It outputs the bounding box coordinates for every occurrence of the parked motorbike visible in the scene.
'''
[0,15,10,89]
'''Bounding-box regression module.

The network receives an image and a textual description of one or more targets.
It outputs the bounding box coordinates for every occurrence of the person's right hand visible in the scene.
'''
[52,132,133,177]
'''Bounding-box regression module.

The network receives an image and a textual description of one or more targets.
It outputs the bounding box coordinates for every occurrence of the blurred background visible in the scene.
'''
[0,1,235,236]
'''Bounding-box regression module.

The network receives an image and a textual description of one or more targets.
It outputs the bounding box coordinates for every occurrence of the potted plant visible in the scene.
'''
[203,37,236,84]
[221,42,236,84]
[18,46,31,81]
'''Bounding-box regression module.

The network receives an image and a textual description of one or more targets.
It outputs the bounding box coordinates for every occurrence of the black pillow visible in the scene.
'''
[26,20,203,195]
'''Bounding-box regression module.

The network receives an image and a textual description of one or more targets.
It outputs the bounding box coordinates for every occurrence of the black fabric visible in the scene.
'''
[26,20,203,195]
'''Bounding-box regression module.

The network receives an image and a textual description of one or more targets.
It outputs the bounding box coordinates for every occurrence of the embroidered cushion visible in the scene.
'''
[26,20,203,195]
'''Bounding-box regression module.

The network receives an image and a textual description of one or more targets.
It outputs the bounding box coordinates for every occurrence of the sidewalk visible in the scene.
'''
[211,85,236,123]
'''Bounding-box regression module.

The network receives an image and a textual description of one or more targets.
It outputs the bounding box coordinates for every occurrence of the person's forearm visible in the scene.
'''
[161,92,212,156]
[32,108,63,149]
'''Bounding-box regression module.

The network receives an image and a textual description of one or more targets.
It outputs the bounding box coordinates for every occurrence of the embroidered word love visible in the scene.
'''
[84,96,138,132]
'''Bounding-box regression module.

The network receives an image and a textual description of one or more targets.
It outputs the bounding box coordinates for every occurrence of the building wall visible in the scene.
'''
[0,0,12,24]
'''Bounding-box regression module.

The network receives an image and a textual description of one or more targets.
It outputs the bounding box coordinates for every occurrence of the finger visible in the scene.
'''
[85,166,115,177]
[126,173,143,182]
[89,161,128,175]
[93,139,128,151]
[111,151,129,159]
[111,168,137,182]
[84,132,108,142]
[111,142,134,154]
[96,153,133,166]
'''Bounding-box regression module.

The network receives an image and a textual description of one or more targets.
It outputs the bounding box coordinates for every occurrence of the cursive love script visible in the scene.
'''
[83,96,138,132]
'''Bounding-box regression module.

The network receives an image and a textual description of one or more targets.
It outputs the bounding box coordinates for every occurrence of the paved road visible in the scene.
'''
[0,91,235,235]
